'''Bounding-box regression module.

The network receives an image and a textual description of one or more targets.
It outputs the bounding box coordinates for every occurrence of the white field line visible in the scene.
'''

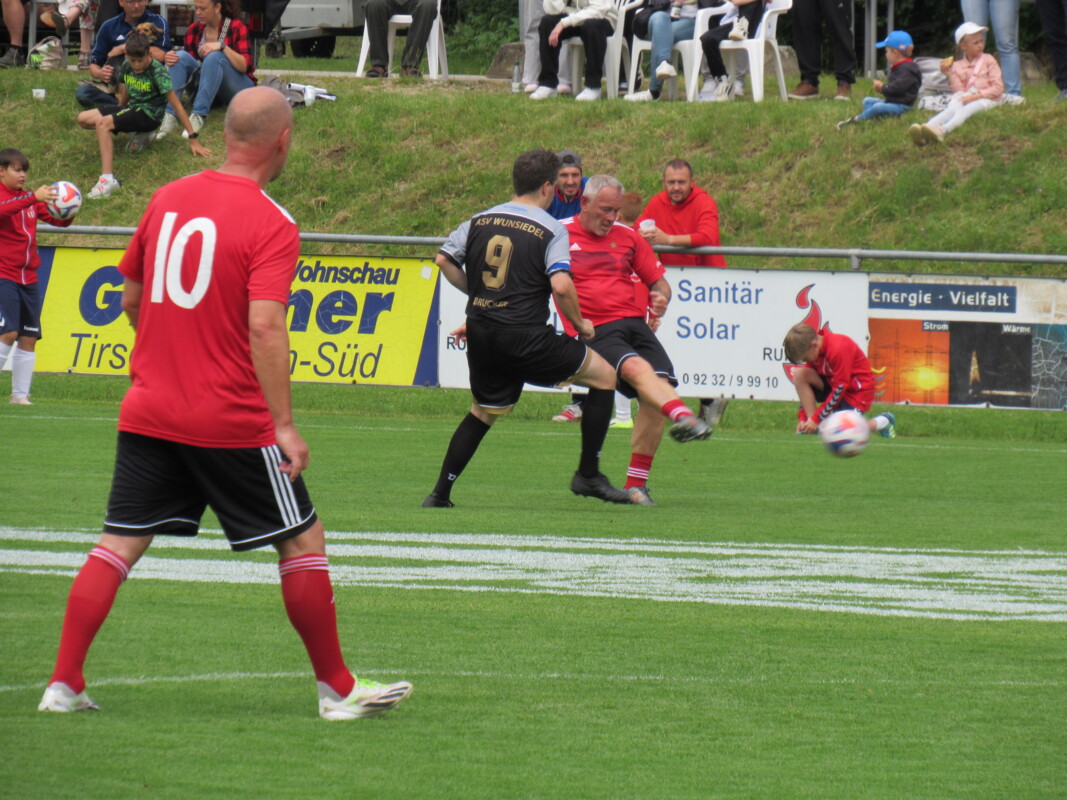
[1,668,1062,696]
[3,528,1066,622]
[6,413,1067,453]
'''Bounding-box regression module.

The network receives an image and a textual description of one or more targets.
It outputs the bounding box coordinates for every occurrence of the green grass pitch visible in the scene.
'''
[1,378,1065,799]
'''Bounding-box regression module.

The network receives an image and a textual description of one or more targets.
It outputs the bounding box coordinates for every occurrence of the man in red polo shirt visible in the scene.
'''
[636,159,726,268]
[561,174,711,506]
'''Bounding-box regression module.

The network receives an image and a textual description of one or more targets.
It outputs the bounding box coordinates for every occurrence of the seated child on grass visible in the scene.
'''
[909,21,1004,146]
[838,30,921,129]
[76,27,209,199]
[783,323,896,439]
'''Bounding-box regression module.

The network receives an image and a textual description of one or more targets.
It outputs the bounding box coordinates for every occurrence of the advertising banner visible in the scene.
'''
[438,267,870,402]
[36,247,440,387]
[867,273,1067,409]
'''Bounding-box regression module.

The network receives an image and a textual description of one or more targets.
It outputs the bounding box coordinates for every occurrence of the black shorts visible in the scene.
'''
[104,431,318,552]
[466,318,589,410]
[100,105,160,133]
[0,280,42,339]
[587,317,677,400]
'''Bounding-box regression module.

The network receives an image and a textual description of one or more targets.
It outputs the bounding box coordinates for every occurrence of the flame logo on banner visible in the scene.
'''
[783,284,829,384]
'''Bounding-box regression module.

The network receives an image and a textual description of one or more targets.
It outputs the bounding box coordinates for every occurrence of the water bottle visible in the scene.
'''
[511,60,522,93]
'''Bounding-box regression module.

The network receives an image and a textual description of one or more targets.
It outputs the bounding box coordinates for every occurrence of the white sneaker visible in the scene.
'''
[575,87,601,101]
[1003,93,1026,105]
[523,82,539,93]
[713,75,734,101]
[318,677,413,720]
[624,90,655,102]
[182,113,205,139]
[727,16,749,40]
[732,78,745,97]
[530,85,558,100]
[655,60,677,79]
[552,402,583,422]
[38,682,100,712]
[87,175,120,199]
[154,112,178,140]
[9,394,32,405]
[557,82,572,95]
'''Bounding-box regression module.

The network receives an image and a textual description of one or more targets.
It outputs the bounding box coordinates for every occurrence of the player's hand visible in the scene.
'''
[449,322,468,344]
[798,419,818,435]
[275,423,309,482]
[35,185,58,203]
[872,79,884,92]
[190,140,212,158]
[163,50,180,66]
[575,318,595,341]
[100,64,114,82]
[646,314,661,333]
[648,290,668,318]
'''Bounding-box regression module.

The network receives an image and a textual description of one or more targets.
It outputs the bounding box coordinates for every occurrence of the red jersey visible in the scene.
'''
[117,170,300,448]
[635,185,726,268]
[803,329,875,421]
[0,184,72,283]
[559,218,664,336]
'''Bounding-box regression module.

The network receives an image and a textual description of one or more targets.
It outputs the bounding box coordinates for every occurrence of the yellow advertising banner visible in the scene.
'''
[37,248,440,386]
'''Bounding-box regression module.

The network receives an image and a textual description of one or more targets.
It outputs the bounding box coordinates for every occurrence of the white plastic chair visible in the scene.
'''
[627,4,727,101]
[718,0,791,102]
[356,0,449,79]
[566,0,642,99]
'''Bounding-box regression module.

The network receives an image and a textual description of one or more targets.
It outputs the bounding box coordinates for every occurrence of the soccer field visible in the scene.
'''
[2,381,1065,799]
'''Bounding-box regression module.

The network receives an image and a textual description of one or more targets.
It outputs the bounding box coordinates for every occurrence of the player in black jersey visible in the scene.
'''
[422,149,629,508]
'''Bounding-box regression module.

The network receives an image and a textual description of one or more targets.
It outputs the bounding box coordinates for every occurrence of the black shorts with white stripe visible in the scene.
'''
[104,431,318,552]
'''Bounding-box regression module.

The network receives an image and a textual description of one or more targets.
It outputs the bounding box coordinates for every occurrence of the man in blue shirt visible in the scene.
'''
[76,0,170,109]
[547,149,588,221]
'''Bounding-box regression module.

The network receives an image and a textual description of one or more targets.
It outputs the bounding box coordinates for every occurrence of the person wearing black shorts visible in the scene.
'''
[422,149,630,508]
[40,88,412,721]
[563,175,711,506]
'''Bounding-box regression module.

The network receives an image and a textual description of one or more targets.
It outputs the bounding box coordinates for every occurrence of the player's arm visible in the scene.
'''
[116,83,129,106]
[648,276,671,319]
[435,252,468,293]
[122,278,144,328]
[550,270,595,341]
[249,298,308,482]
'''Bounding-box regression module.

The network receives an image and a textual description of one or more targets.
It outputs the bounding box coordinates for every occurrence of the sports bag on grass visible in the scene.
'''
[28,36,68,69]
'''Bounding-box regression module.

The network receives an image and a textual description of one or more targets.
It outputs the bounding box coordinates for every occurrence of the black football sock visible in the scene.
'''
[578,388,614,478]
[431,412,491,500]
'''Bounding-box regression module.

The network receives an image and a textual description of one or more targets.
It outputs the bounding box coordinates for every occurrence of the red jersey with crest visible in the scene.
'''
[558,217,664,336]
[804,328,875,421]
[117,170,300,448]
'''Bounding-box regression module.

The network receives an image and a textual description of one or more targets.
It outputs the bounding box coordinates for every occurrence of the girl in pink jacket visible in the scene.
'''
[909,21,1005,146]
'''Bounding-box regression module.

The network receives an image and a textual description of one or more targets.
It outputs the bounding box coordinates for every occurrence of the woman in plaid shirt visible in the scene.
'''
[156,0,256,140]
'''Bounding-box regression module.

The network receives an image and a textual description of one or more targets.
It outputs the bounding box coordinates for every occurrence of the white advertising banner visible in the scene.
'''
[658,267,870,401]
[437,267,870,402]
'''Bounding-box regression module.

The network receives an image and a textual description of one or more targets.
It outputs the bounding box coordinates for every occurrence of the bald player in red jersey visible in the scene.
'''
[560,175,711,506]
[39,86,412,721]
[783,323,896,438]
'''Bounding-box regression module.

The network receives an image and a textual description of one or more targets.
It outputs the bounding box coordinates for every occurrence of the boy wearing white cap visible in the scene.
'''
[909,21,1004,146]
[837,30,921,128]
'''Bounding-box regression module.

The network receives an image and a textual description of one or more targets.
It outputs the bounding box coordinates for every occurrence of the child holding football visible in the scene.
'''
[76,28,209,200]
[783,323,896,438]
[0,148,75,404]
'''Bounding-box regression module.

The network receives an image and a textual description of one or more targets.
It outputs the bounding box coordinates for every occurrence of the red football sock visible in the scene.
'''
[50,546,131,694]
[625,453,655,489]
[661,399,694,422]
[279,556,354,697]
